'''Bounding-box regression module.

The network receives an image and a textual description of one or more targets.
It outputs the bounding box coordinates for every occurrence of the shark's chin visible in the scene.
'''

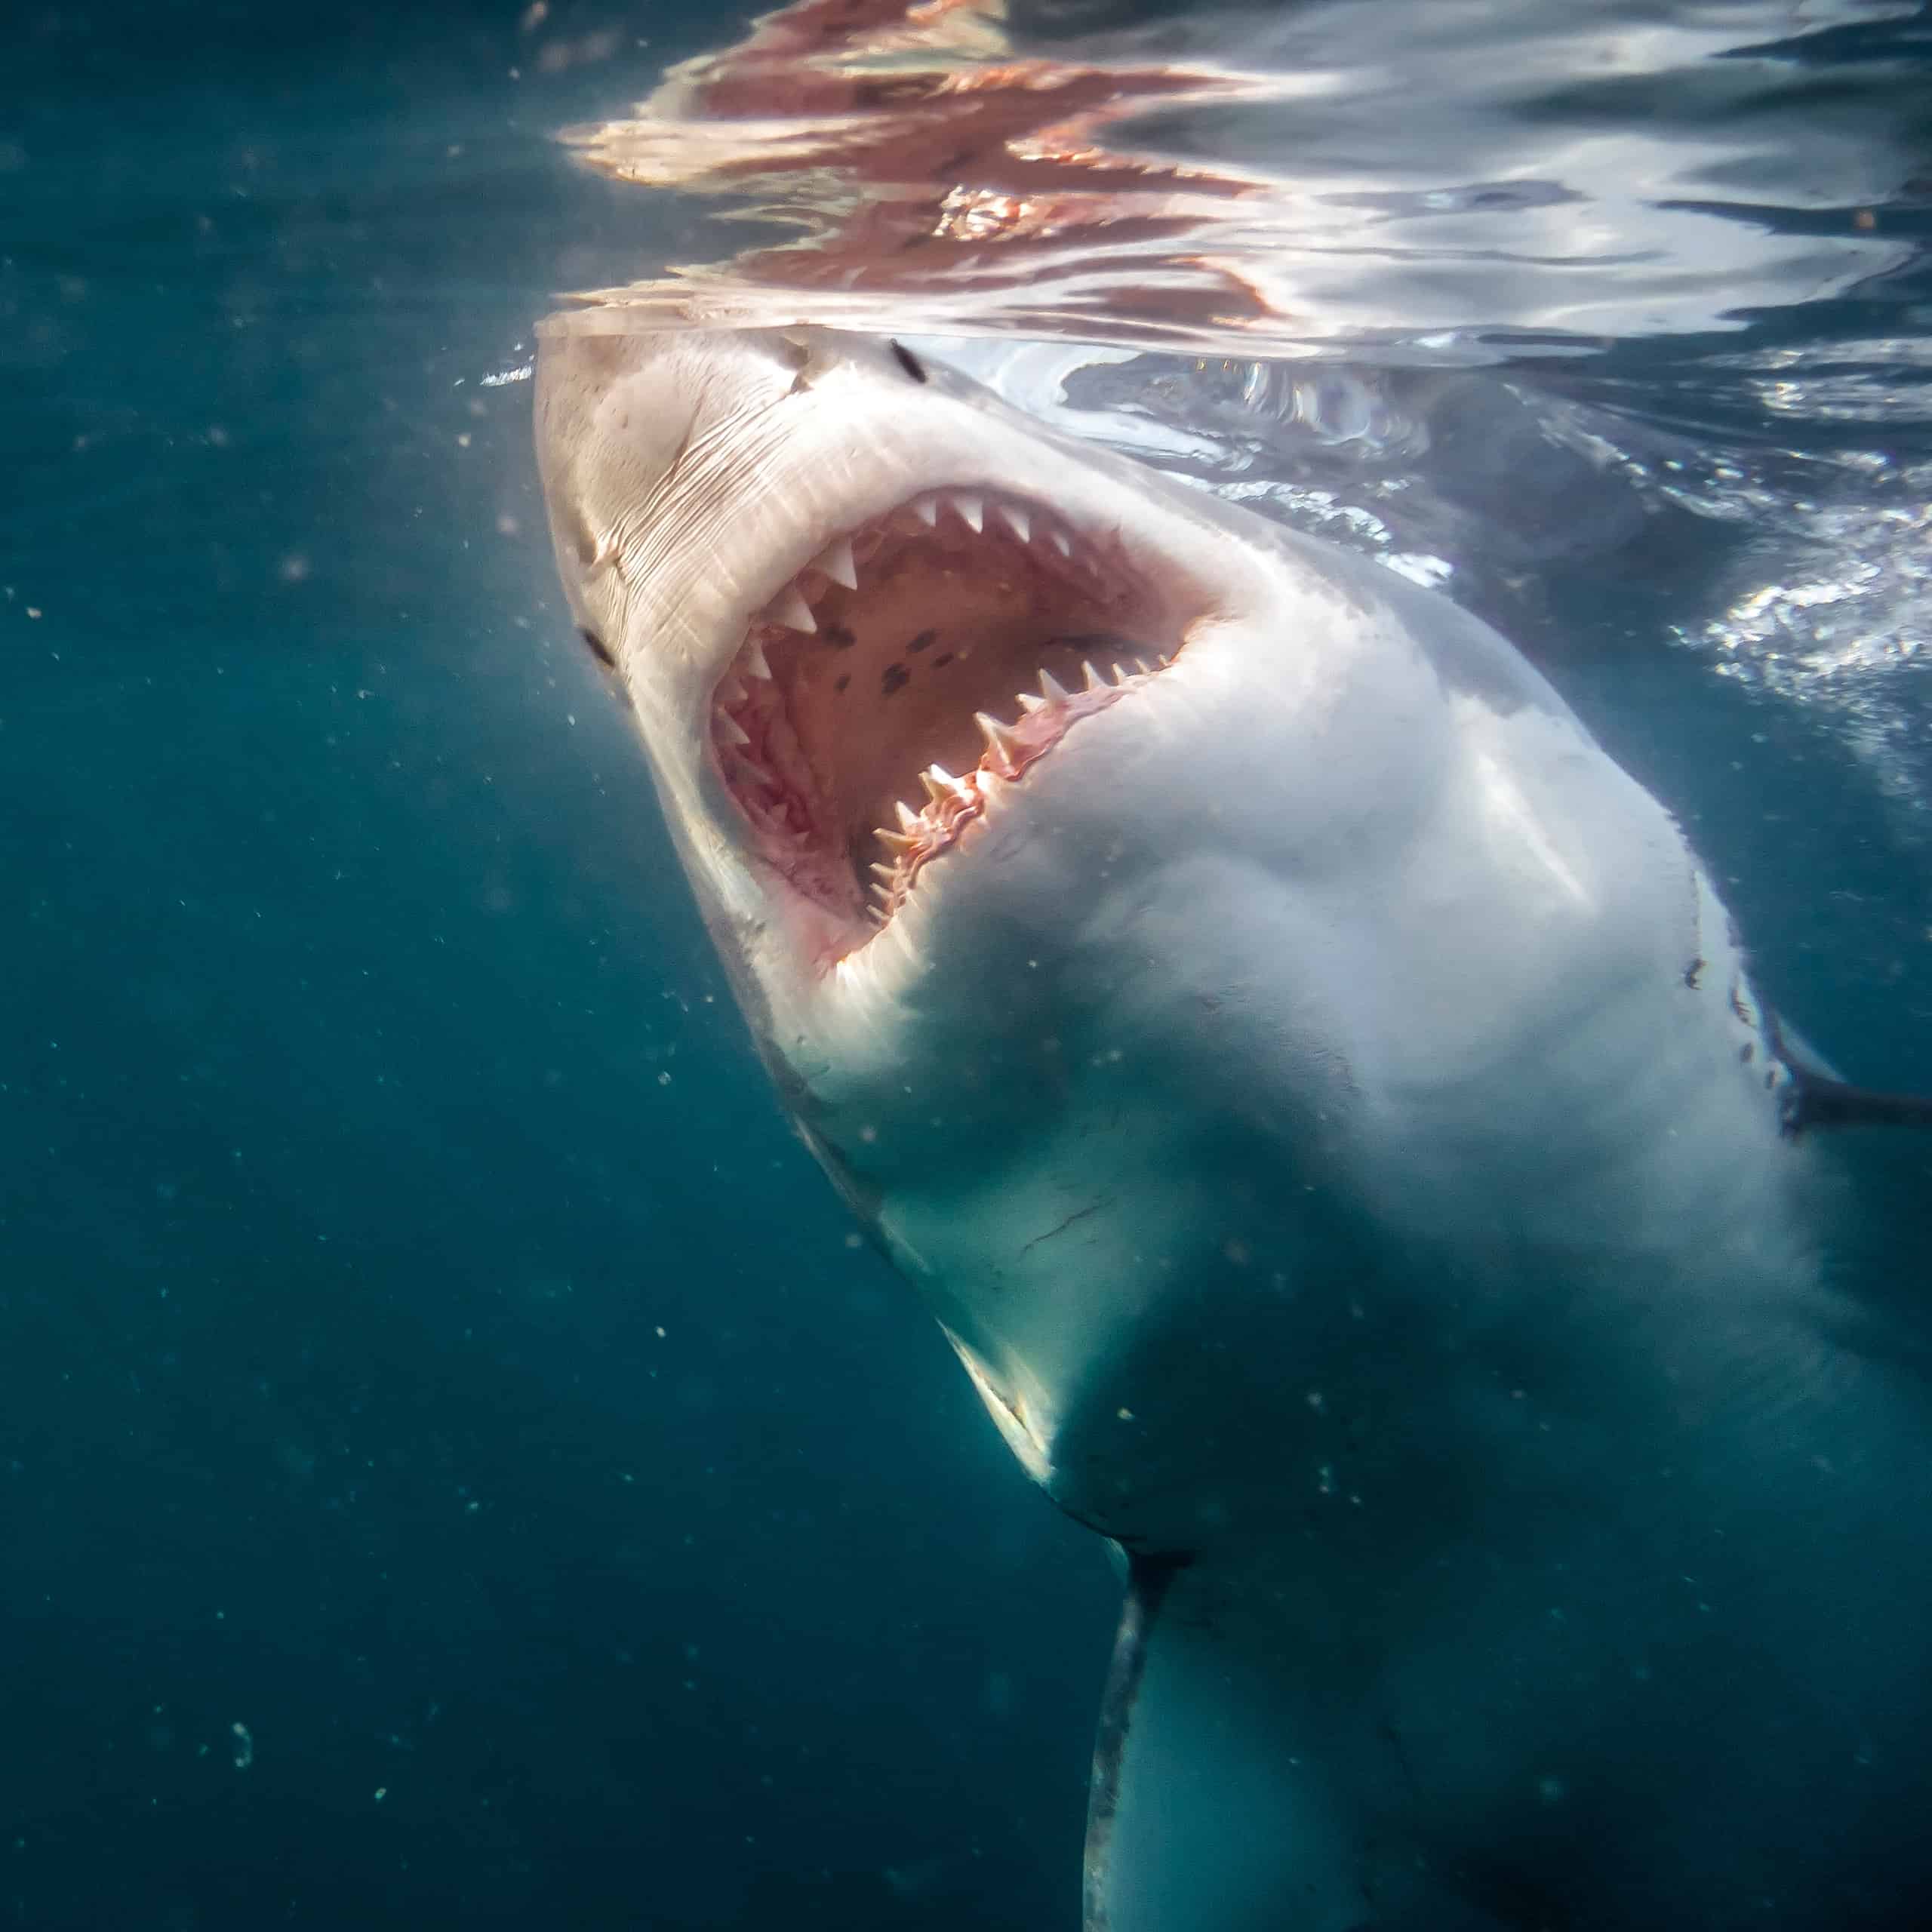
[704,478,1195,961]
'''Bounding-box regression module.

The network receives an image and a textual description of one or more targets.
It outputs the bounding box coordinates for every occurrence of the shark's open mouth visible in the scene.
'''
[709,487,1186,946]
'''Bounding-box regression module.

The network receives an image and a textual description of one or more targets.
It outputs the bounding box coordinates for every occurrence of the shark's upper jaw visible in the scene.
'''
[706,471,1192,961]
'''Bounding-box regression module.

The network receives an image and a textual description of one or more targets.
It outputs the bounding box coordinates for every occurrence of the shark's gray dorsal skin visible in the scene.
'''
[533,319,1932,1930]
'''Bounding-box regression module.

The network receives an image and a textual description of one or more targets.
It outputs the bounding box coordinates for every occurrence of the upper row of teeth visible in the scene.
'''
[745,493,1079,648]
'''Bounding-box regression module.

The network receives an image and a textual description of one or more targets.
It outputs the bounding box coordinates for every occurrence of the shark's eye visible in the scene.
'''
[578,626,615,668]
[888,340,928,385]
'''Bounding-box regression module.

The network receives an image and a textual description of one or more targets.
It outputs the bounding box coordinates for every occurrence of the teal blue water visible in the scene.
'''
[3,2,1928,1927]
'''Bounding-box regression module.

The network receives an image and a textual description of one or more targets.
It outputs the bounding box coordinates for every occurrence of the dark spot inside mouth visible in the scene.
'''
[824,624,856,649]
[906,629,936,654]
[881,663,909,697]
[834,674,850,694]
[931,651,955,669]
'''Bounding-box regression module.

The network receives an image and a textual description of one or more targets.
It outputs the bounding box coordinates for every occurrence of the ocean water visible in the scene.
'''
[3,2,1929,1928]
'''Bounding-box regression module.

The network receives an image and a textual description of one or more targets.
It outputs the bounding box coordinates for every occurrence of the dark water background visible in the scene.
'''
[4,2,1929,1928]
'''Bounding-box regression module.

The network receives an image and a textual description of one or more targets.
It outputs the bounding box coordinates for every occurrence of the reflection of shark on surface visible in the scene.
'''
[534,320,1932,1930]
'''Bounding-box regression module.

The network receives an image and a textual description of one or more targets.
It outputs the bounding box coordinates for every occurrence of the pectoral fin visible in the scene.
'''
[1770,1016,1932,1136]
[1783,1068,1932,1135]
[1081,1552,1509,1932]
[1081,1553,1367,1932]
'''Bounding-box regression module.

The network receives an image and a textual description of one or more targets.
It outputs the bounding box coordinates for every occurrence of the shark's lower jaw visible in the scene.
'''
[707,485,1189,956]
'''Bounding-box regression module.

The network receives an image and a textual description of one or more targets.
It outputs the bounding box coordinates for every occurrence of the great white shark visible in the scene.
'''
[533,318,1932,1930]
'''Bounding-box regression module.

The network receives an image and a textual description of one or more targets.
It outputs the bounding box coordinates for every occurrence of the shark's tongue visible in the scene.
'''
[709,485,1183,949]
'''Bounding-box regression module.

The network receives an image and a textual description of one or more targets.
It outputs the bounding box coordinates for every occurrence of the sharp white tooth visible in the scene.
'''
[813,537,857,589]
[877,827,915,854]
[717,711,750,746]
[1038,669,1069,703]
[745,637,773,681]
[921,767,952,805]
[1017,690,1048,713]
[1049,530,1072,558]
[869,861,896,881]
[1134,658,1154,675]
[737,758,776,789]
[996,502,1030,543]
[952,493,984,534]
[974,712,1020,768]
[912,495,940,528]
[718,674,746,706]
[894,800,921,832]
[1112,662,1132,685]
[771,587,817,635]
[1081,661,1104,691]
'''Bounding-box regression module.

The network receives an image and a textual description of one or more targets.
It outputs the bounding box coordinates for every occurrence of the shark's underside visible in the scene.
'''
[533,319,1932,1930]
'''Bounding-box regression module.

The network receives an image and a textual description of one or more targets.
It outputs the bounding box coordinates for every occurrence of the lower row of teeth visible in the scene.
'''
[860,657,1163,922]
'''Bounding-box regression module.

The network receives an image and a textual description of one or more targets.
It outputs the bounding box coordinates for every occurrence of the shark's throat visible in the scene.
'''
[706,485,1187,950]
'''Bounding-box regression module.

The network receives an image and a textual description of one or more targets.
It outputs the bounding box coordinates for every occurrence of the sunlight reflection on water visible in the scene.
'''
[556,0,1923,355]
